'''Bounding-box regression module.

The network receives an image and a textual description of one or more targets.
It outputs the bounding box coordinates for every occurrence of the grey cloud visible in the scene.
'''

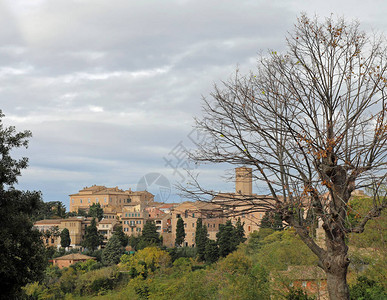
[1,0,386,208]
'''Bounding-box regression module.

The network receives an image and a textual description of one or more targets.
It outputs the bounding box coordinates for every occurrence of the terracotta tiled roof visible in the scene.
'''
[34,219,61,225]
[54,253,96,261]
[278,266,326,280]
[98,218,119,224]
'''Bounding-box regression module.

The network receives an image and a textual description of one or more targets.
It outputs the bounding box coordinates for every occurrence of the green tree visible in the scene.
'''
[0,111,49,298]
[233,218,247,246]
[175,217,186,246]
[88,203,104,221]
[129,235,140,251]
[350,276,387,300]
[138,220,162,249]
[102,234,124,265]
[82,218,103,251]
[195,218,208,261]
[113,225,128,248]
[217,220,236,258]
[260,211,283,231]
[60,228,71,248]
[285,288,316,300]
[204,239,219,263]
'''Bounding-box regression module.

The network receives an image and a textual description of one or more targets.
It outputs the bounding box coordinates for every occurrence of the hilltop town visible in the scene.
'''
[34,167,272,250]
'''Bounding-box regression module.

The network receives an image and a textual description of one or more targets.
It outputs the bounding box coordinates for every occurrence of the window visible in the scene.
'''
[80,199,82,204]
[96,198,99,203]
[184,210,188,218]
[302,281,307,288]
[72,199,74,204]
[184,223,187,228]
[192,213,195,218]
[88,198,90,203]
[192,223,195,227]
[104,198,107,203]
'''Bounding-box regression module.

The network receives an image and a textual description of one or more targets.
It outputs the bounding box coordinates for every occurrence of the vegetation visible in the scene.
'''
[88,203,104,221]
[195,218,208,260]
[260,211,284,231]
[217,219,246,259]
[175,217,185,246]
[21,220,386,299]
[182,14,387,300]
[102,235,124,266]
[60,228,71,248]
[0,111,49,299]
[82,218,104,251]
[136,220,162,250]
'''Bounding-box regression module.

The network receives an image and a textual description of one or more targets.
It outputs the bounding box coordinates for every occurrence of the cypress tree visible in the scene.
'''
[175,217,186,246]
[82,218,103,251]
[195,218,208,261]
[217,220,235,257]
[138,220,162,249]
[60,228,71,248]
[204,239,219,263]
[260,211,283,231]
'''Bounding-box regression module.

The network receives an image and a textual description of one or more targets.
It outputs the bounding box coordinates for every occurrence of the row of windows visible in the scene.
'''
[123,220,141,225]
[71,197,130,204]
[124,212,141,217]
[123,227,142,232]
[176,213,196,219]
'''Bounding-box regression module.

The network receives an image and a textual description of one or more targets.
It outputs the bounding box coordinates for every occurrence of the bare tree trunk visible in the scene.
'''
[326,269,349,300]
[323,227,350,300]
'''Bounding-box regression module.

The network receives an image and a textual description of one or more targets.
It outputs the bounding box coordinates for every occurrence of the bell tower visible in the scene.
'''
[235,167,252,195]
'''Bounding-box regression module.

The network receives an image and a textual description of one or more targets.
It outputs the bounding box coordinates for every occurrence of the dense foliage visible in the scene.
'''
[102,235,124,266]
[22,223,386,299]
[0,111,49,298]
[88,203,104,221]
[82,218,104,251]
[60,228,71,248]
[175,217,185,246]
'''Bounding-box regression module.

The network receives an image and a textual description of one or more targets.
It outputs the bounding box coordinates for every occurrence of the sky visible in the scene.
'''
[1,0,386,210]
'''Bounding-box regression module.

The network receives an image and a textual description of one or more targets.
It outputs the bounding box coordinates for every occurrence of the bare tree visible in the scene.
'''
[184,15,387,300]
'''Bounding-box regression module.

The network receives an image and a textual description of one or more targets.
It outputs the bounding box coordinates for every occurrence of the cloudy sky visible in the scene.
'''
[1,0,386,209]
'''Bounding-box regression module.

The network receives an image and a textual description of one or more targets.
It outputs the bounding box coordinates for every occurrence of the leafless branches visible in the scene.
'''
[183,16,386,297]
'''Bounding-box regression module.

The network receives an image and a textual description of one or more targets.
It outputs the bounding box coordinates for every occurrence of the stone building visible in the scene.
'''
[213,167,276,235]
[34,216,92,248]
[51,253,96,269]
[169,201,225,248]
[69,185,154,212]
[121,202,149,236]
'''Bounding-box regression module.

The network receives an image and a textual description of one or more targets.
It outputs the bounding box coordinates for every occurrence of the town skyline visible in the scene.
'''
[1,1,387,210]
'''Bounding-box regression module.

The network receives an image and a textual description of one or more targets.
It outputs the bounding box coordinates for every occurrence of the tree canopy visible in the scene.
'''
[0,111,49,298]
[88,203,104,221]
[175,217,186,247]
[102,234,124,265]
[60,228,71,248]
[186,15,387,300]
[82,218,103,251]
